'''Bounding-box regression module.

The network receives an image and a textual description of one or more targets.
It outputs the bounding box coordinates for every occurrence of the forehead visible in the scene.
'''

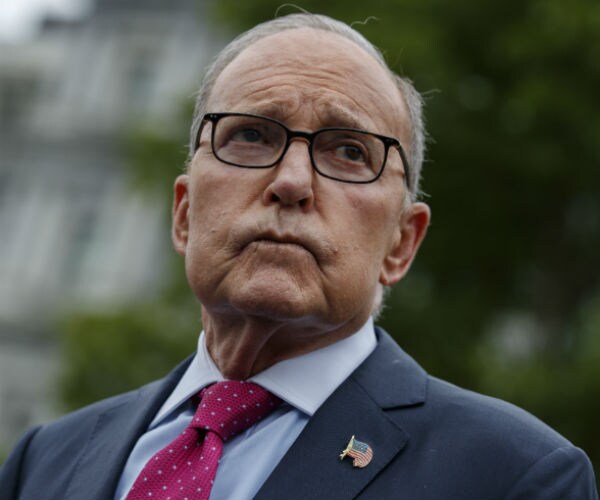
[207,28,409,141]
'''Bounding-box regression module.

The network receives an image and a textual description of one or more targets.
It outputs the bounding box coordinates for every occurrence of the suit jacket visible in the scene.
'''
[1,329,597,500]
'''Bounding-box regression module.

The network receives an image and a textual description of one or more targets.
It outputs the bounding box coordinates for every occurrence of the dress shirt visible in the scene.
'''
[115,318,376,500]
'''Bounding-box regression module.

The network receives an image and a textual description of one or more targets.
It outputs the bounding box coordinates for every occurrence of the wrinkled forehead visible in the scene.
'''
[207,28,410,141]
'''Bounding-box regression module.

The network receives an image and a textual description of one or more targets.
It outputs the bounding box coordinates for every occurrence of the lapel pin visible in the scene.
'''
[340,435,373,468]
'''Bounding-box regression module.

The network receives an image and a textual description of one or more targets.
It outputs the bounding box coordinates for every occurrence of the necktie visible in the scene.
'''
[126,381,282,500]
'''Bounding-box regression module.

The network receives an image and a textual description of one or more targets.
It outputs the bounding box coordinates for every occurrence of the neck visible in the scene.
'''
[201,307,367,379]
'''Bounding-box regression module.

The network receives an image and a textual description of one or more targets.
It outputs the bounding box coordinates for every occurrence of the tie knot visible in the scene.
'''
[192,381,282,441]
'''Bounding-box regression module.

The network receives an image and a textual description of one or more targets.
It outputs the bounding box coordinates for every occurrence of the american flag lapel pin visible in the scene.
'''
[339,435,373,468]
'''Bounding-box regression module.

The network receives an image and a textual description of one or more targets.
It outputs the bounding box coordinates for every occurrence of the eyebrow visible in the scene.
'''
[235,101,290,121]
[317,102,365,130]
[231,99,370,132]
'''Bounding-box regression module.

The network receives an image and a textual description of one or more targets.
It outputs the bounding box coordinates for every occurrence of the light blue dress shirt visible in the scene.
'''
[115,318,376,500]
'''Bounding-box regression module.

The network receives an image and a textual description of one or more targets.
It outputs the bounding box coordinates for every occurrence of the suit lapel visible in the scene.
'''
[65,356,193,500]
[255,329,427,500]
[255,376,408,500]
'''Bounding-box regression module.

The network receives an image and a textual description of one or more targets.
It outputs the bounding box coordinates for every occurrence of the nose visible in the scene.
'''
[262,139,315,210]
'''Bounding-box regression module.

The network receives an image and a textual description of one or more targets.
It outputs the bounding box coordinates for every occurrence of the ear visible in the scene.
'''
[379,201,430,286]
[172,174,190,256]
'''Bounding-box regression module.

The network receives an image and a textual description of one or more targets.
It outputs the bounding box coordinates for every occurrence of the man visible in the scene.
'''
[1,13,597,500]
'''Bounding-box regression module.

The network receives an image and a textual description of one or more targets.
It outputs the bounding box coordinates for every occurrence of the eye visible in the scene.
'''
[231,127,264,143]
[335,144,366,163]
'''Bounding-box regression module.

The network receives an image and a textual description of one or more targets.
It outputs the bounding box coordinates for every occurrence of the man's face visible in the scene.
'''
[173,28,429,336]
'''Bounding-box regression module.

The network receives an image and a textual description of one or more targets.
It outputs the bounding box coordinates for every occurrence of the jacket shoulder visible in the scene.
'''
[39,382,158,438]
[0,355,192,500]
[425,375,571,449]
[360,330,597,498]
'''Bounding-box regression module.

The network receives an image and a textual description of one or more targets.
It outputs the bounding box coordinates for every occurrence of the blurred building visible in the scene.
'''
[0,0,221,453]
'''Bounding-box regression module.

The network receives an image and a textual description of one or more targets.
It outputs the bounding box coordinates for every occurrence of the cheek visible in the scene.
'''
[187,168,238,230]
[184,172,236,264]
[184,165,265,272]
[342,190,397,251]
[189,167,224,210]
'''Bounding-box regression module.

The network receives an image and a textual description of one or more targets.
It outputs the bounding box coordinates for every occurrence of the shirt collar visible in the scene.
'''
[150,318,376,427]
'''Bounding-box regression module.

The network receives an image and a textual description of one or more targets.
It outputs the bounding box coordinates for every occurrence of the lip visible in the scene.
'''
[251,233,311,251]
[240,229,319,260]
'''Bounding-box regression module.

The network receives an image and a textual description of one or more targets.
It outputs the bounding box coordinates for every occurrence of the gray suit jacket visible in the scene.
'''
[1,329,597,499]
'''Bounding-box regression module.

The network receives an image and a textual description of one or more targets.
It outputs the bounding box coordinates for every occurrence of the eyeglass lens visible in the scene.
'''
[212,114,386,182]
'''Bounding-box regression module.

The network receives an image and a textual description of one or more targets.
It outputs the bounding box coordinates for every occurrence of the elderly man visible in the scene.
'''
[1,13,597,500]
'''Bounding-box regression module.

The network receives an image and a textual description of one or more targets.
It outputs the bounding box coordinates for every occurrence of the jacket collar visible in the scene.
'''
[351,326,427,409]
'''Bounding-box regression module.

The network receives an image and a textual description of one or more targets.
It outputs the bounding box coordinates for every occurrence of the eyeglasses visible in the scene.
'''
[195,112,410,185]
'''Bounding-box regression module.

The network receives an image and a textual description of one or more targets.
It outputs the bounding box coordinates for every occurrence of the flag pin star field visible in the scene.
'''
[340,435,373,468]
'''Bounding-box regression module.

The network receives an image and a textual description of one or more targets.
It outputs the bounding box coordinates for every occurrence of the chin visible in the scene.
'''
[226,276,324,321]
[232,291,316,321]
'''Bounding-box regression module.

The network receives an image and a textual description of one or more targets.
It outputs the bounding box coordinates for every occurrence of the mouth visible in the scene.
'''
[241,230,318,260]
[257,234,307,247]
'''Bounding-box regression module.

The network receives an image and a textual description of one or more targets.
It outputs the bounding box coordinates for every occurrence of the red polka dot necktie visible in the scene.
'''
[126,381,282,500]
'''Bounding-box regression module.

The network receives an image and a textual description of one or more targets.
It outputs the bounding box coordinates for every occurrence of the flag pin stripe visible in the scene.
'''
[339,435,373,468]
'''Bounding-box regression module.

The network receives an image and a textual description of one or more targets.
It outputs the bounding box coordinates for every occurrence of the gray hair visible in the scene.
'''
[188,13,426,200]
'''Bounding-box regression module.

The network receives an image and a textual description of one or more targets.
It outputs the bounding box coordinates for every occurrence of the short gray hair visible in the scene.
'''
[189,13,426,200]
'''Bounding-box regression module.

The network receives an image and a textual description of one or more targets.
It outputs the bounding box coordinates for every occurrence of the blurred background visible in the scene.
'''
[0,0,598,484]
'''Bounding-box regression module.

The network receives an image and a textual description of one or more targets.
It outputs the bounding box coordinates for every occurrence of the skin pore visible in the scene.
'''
[172,28,430,379]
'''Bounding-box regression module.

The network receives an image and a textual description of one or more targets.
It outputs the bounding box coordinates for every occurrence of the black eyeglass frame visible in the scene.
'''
[195,112,411,186]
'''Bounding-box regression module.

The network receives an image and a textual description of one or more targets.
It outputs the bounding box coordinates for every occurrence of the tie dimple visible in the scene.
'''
[126,381,282,500]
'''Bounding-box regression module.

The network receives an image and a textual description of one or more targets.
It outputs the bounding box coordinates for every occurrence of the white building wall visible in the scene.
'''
[0,0,223,454]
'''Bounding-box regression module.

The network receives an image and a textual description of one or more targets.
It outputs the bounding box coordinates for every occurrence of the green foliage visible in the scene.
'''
[59,0,600,483]
[473,295,600,468]
[59,99,199,410]
[125,98,194,197]
[59,299,200,410]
